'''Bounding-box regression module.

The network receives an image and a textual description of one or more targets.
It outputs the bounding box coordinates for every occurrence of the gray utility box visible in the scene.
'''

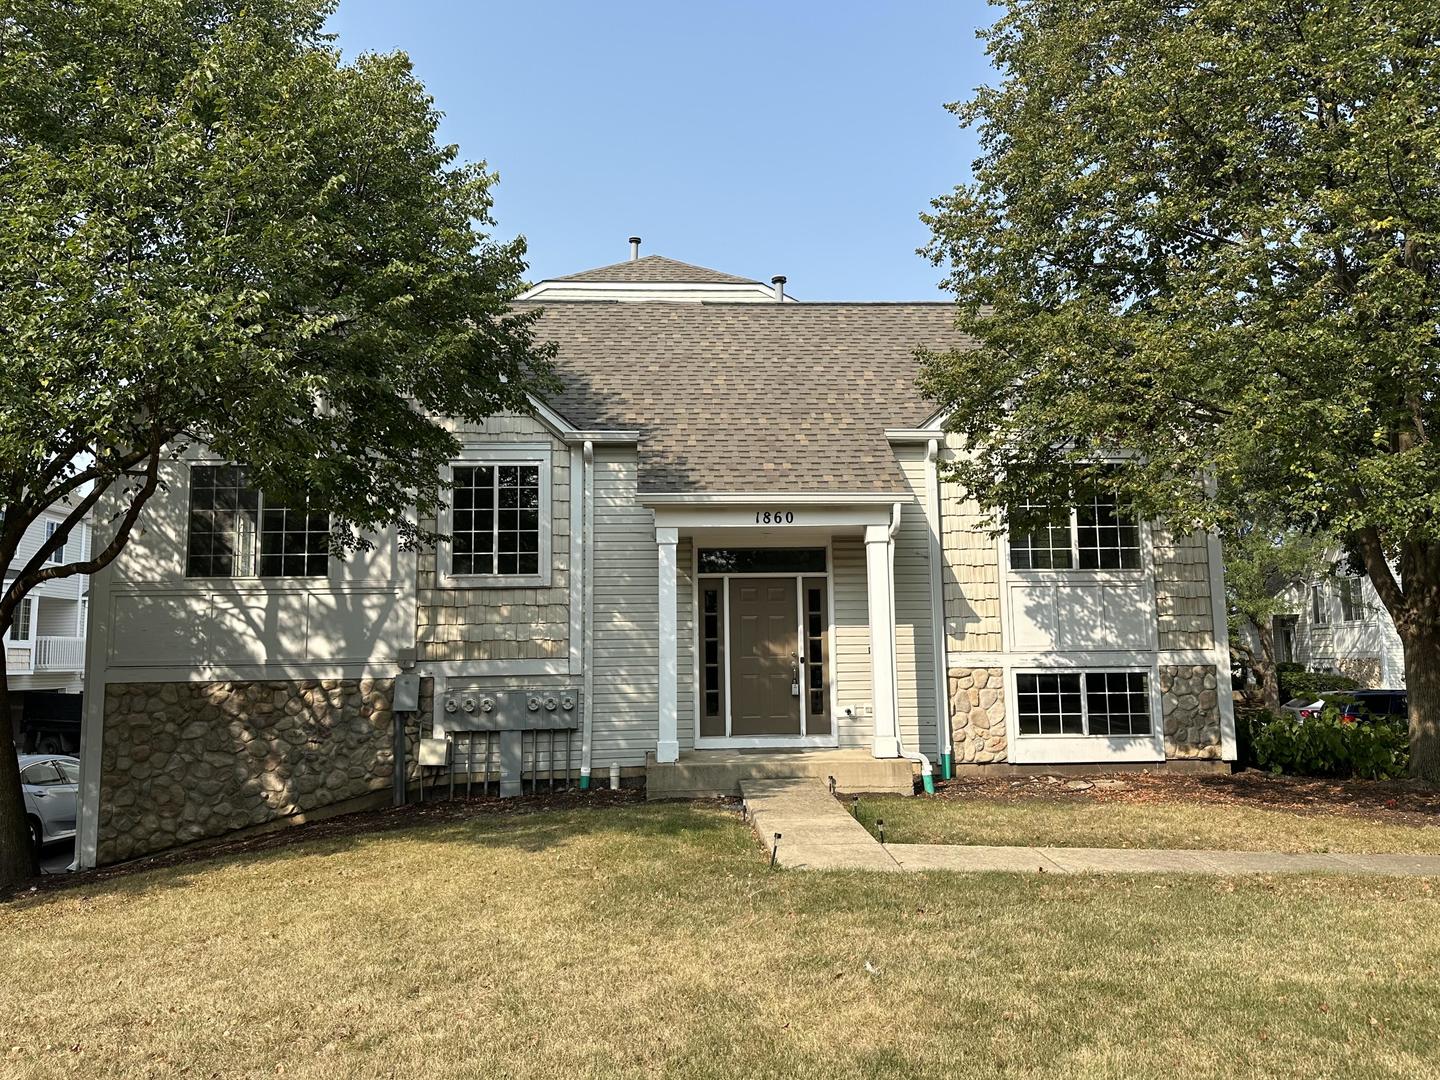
[440,688,581,731]
[439,688,582,797]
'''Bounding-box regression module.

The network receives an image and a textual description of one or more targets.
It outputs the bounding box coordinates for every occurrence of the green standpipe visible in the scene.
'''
[579,773,591,791]
[922,772,936,795]
[941,753,954,781]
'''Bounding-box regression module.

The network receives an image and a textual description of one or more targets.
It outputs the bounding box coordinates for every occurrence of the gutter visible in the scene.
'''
[886,500,934,793]
[926,439,953,780]
[580,440,596,789]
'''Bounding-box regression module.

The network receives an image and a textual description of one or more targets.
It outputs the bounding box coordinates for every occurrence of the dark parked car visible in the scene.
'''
[1283,690,1407,724]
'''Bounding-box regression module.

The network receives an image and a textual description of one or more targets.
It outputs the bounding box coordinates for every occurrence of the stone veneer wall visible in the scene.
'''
[98,678,431,864]
[949,667,1006,763]
[1335,656,1383,689]
[1160,664,1222,759]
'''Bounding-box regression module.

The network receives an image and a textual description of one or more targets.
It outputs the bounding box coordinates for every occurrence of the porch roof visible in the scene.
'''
[527,301,973,493]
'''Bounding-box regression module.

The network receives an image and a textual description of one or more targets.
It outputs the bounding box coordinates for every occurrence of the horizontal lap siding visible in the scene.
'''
[590,448,658,769]
[832,536,872,749]
[894,450,938,759]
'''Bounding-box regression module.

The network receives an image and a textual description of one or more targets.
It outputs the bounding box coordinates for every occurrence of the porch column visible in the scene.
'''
[656,526,680,763]
[865,523,902,758]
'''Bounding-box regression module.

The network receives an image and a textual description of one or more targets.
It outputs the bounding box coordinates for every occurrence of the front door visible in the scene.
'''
[728,577,801,736]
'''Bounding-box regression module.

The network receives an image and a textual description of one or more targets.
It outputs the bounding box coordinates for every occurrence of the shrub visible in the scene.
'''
[1278,669,1361,703]
[1246,707,1409,780]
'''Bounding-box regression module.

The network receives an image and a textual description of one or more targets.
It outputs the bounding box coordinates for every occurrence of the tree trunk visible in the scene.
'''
[0,667,40,888]
[1403,627,1440,784]
[1255,621,1281,711]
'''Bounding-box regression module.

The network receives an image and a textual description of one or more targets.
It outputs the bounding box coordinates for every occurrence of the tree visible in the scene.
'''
[0,0,554,887]
[1222,518,1331,709]
[920,1,1440,779]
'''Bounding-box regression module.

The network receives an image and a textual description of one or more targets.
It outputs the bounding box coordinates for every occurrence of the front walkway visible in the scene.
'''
[739,779,1440,876]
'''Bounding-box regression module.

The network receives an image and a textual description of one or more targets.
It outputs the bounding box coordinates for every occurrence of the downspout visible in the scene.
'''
[887,501,934,793]
[580,440,596,790]
[926,439,953,780]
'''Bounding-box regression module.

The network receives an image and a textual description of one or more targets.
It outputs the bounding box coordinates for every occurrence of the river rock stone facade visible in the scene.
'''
[98,677,430,864]
[949,666,1006,763]
[1160,664,1222,758]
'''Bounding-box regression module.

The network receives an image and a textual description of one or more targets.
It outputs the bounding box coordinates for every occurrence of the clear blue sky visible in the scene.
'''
[327,1,993,300]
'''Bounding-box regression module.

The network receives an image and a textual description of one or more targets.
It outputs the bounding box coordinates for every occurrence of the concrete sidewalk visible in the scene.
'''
[739,778,1440,877]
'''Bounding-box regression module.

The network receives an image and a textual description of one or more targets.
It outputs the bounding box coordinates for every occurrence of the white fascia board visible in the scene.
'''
[518,281,795,300]
[638,491,911,507]
[524,395,637,445]
[885,429,944,442]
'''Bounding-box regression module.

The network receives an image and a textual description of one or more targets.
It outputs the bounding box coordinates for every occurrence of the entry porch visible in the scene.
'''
[645,748,916,799]
[644,493,946,782]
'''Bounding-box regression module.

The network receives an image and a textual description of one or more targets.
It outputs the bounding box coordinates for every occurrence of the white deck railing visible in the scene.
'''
[32,636,85,672]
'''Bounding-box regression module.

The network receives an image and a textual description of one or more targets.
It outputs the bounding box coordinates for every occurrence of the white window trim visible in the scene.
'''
[7,595,35,643]
[1006,663,1165,764]
[1006,506,1150,582]
[44,519,65,564]
[438,444,553,589]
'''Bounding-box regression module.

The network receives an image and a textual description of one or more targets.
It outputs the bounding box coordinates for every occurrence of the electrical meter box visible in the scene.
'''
[394,672,421,712]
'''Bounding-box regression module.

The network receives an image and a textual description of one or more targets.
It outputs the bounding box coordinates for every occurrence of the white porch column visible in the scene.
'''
[865,523,902,759]
[656,526,680,763]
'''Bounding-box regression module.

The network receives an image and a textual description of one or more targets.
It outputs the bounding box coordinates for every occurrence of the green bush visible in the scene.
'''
[1278,669,1361,703]
[1245,707,1409,780]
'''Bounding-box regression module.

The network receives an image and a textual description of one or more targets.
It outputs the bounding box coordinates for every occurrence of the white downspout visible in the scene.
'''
[887,500,934,792]
[925,439,952,780]
[580,440,596,789]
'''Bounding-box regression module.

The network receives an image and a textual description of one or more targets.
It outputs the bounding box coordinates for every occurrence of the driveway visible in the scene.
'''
[39,839,74,875]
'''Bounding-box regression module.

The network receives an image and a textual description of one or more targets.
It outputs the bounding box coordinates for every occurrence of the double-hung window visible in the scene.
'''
[1010,487,1141,572]
[1311,584,1329,626]
[186,465,330,578]
[43,520,66,564]
[1337,577,1363,623]
[9,596,33,642]
[1016,670,1152,738]
[444,451,550,585]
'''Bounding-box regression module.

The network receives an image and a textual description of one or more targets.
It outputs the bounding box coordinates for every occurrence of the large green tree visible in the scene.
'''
[0,0,553,886]
[921,1,1440,778]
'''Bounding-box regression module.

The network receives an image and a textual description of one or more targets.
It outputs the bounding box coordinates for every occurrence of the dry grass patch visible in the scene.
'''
[854,790,1440,854]
[2,802,1438,1079]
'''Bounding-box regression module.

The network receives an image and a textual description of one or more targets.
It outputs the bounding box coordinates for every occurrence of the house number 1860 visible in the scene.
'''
[756,510,795,524]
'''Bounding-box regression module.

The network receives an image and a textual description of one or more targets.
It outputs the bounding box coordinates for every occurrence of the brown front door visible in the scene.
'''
[728,577,801,736]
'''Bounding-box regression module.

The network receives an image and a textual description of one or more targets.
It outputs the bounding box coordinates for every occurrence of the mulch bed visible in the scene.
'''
[9,786,658,901]
[931,770,1440,827]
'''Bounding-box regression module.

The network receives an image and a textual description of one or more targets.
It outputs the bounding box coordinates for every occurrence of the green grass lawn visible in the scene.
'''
[4,802,1439,1079]
[854,794,1440,854]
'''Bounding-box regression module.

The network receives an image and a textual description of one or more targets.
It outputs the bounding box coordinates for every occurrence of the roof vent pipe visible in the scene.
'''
[771,275,787,302]
[629,236,642,261]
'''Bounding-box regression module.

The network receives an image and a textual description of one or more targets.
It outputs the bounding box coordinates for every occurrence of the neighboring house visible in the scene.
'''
[75,242,1235,869]
[1272,570,1406,689]
[4,509,91,750]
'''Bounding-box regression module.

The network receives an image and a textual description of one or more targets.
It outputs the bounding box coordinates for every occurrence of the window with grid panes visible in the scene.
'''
[1016,670,1152,737]
[187,465,329,578]
[1008,499,1074,570]
[451,463,542,577]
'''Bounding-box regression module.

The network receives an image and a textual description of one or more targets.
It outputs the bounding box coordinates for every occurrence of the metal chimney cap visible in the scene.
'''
[628,236,642,244]
[770,275,787,285]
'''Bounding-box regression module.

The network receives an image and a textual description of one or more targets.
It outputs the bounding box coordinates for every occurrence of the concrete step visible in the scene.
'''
[646,750,914,800]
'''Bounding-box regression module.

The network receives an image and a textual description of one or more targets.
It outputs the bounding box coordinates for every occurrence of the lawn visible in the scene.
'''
[852,779,1440,854]
[3,800,1439,1079]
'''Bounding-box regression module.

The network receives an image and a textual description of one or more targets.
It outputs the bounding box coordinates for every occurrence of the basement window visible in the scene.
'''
[1016,670,1151,737]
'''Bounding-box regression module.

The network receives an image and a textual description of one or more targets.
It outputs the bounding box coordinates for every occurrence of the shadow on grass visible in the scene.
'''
[5,793,747,909]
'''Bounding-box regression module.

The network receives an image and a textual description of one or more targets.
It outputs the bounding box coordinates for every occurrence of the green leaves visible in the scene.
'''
[0,0,553,550]
[922,0,1440,589]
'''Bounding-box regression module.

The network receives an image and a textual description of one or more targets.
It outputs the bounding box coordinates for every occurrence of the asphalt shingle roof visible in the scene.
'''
[526,301,971,494]
[551,255,761,285]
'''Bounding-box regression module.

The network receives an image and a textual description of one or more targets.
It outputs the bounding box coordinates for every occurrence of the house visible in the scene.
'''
[74,241,1236,869]
[1272,571,1406,689]
[5,509,91,752]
